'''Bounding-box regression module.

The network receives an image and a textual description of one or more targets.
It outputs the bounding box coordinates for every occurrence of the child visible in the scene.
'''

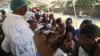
[63,32,75,56]
[52,36,68,56]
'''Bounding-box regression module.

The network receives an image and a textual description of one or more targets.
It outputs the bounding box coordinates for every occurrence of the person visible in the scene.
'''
[35,9,41,22]
[52,36,68,56]
[63,32,75,56]
[78,10,83,18]
[42,13,48,24]
[25,8,35,22]
[63,26,76,56]
[0,10,6,22]
[76,20,92,41]
[74,24,100,56]
[48,14,56,28]
[65,18,75,33]
[1,0,38,56]
[65,18,76,42]
[55,18,65,36]
[53,31,75,56]
[80,20,92,30]
[43,14,56,45]
[43,20,52,45]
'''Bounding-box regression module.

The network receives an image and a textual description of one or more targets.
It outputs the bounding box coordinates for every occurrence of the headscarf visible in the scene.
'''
[10,0,28,10]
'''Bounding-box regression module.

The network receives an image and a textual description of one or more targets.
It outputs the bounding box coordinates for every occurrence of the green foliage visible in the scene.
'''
[39,5,47,12]
[50,1,66,8]
[27,1,31,5]
[66,1,73,8]
[76,0,90,8]
[76,0,99,9]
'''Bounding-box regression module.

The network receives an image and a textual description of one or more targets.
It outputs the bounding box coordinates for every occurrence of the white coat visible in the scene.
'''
[2,14,37,56]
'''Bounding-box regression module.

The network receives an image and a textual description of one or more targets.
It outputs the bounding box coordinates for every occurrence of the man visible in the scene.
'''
[75,24,100,56]
[1,0,38,56]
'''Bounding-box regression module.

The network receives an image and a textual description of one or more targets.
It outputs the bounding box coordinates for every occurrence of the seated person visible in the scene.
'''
[25,9,35,22]
[53,33,75,56]
[74,24,100,56]
[41,20,53,45]
[76,20,92,41]
[55,18,65,36]
[63,31,75,56]
[51,36,68,56]
[48,14,56,28]
[65,18,76,42]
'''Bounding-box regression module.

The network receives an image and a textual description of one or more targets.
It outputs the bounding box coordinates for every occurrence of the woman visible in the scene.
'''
[56,18,65,36]
[2,0,38,56]
[74,24,100,56]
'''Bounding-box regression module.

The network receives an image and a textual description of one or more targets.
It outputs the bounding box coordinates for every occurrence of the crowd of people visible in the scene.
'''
[0,0,100,56]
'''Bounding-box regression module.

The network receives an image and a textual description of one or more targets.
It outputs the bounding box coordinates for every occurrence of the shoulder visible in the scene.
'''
[3,14,27,27]
[3,14,22,23]
[54,48,66,56]
[6,14,21,19]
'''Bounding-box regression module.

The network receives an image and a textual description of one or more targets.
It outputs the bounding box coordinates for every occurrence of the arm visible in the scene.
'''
[2,37,11,53]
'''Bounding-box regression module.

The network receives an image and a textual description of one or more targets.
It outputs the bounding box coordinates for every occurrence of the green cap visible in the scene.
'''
[10,0,28,10]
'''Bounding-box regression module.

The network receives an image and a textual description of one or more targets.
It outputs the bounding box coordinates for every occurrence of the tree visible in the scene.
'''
[76,0,90,9]
[65,1,73,8]
[50,0,65,13]
[76,0,100,15]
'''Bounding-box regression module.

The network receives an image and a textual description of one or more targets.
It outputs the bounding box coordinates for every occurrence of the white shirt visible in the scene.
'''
[79,47,88,56]
[46,23,52,29]
[25,11,35,21]
[54,48,68,56]
[2,14,37,56]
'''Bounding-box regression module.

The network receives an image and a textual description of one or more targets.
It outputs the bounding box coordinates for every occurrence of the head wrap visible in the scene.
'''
[10,0,28,10]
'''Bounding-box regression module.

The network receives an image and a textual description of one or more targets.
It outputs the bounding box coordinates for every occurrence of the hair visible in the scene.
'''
[50,36,64,51]
[82,20,92,25]
[66,18,72,24]
[65,26,76,39]
[1,10,6,15]
[80,24,100,40]
[49,14,54,19]
[56,18,61,24]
